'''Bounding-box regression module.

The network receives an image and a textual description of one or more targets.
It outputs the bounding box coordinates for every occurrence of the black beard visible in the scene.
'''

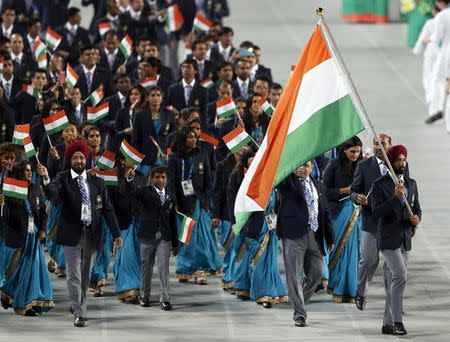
[394,167,405,175]
[72,165,85,174]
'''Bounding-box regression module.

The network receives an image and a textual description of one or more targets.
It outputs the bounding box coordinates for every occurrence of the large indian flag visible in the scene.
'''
[233,23,366,233]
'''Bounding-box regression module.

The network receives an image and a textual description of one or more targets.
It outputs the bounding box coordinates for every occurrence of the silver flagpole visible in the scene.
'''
[316,8,413,216]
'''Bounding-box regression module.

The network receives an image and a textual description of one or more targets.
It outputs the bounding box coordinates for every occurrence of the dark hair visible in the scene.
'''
[103,29,118,39]
[127,84,146,108]
[0,36,10,46]
[171,125,198,157]
[180,107,198,121]
[180,58,198,72]
[0,142,16,156]
[83,125,100,140]
[192,39,208,51]
[0,52,12,62]
[270,82,283,91]
[11,160,31,180]
[147,85,164,99]
[217,61,232,71]
[151,166,168,177]
[137,35,151,44]
[1,6,15,14]
[114,73,131,83]
[243,94,270,131]
[232,146,256,184]
[219,27,234,36]
[42,98,61,119]
[239,40,254,49]
[187,117,202,128]
[145,56,161,71]
[217,79,232,88]
[67,7,80,19]
[31,68,47,79]
[27,18,40,30]
[337,136,363,178]
[80,44,96,54]
[255,75,271,87]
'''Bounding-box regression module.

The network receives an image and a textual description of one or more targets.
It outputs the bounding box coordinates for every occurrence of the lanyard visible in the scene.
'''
[25,199,32,215]
[181,157,194,180]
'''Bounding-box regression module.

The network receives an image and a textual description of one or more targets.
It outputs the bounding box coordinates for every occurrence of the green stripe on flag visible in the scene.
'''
[218,109,235,120]
[4,190,27,200]
[230,136,251,153]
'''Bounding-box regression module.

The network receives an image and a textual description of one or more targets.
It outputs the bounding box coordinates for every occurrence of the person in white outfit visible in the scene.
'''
[413,5,440,113]
[426,0,450,125]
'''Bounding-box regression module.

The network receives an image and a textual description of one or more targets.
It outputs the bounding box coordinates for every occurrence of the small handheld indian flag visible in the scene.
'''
[87,102,109,123]
[37,53,47,69]
[0,55,3,74]
[86,86,104,106]
[66,64,79,89]
[166,4,184,32]
[45,27,62,51]
[120,140,145,165]
[98,22,112,37]
[185,43,192,58]
[140,76,157,89]
[222,126,251,154]
[201,79,214,89]
[3,177,28,200]
[22,84,41,99]
[12,124,30,145]
[33,38,47,59]
[97,150,116,170]
[258,97,275,116]
[43,110,69,135]
[23,136,37,159]
[193,12,212,32]
[93,169,118,186]
[177,212,195,245]
[216,97,236,120]
[119,34,133,60]
[199,131,219,147]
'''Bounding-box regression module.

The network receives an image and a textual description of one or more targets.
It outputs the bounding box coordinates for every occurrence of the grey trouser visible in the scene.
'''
[64,232,96,318]
[382,247,409,325]
[357,230,380,297]
[140,239,172,302]
[282,230,324,320]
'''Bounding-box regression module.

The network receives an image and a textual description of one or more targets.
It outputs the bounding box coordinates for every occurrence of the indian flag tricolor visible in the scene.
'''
[201,79,214,89]
[199,131,219,147]
[22,84,41,99]
[166,4,184,32]
[43,110,69,135]
[66,64,79,89]
[177,212,195,245]
[222,126,251,154]
[87,86,104,106]
[3,177,28,200]
[45,27,62,51]
[23,136,37,159]
[119,34,133,60]
[87,102,109,123]
[12,124,30,145]
[37,53,47,69]
[233,22,366,233]
[185,43,192,57]
[120,140,145,165]
[216,97,236,120]
[33,38,46,59]
[98,22,112,37]
[258,97,275,116]
[96,150,116,170]
[193,12,212,32]
[140,76,157,89]
[93,169,118,186]
[0,55,3,74]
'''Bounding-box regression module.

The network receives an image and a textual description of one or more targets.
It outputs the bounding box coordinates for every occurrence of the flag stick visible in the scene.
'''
[317,8,413,217]
[1,204,3,217]
[46,134,53,148]
[35,154,40,165]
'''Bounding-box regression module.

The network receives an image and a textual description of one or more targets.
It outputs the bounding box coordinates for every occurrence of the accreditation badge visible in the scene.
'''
[28,215,34,233]
[265,214,277,231]
[95,195,103,209]
[36,197,40,210]
[81,203,92,222]
[181,180,195,196]
[198,162,204,174]
[155,231,162,240]
[164,123,170,135]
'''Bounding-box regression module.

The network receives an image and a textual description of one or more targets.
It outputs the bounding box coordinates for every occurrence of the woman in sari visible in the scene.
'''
[323,136,363,303]
[243,94,270,146]
[0,161,54,315]
[167,126,222,284]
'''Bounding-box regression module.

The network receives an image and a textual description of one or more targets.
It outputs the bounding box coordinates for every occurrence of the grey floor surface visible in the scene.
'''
[1,1,450,341]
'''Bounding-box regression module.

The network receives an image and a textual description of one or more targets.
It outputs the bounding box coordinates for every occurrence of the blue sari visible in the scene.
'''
[90,218,114,289]
[176,201,222,280]
[114,221,141,300]
[232,232,251,298]
[327,199,362,302]
[218,220,236,290]
[45,202,66,274]
[0,226,55,315]
[247,193,288,304]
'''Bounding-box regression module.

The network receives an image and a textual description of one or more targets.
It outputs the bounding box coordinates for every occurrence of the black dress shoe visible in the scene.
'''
[381,324,393,334]
[139,298,151,307]
[74,316,85,328]
[1,295,9,310]
[355,295,366,311]
[393,322,407,336]
[425,112,443,124]
[262,302,272,309]
[160,302,173,311]
[294,317,306,327]
[24,309,38,316]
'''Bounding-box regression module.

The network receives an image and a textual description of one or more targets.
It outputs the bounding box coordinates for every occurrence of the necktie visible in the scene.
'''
[184,84,192,105]
[380,162,389,176]
[300,179,318,232]
[4,82,11,100]
[108,53,115,70]
[240,80,248,99]
[77,176,91,225]
[14,57,20,65]
[159,190,165,205]
[86,71,92,93]
[75,108,82,126]
[198,62,204,80]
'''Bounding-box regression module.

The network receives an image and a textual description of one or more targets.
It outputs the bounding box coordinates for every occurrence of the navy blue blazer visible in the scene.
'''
[73,65,115,101]
[10,90,38,124]
[212,156,236,220]
[276,174,334,255]
[370,174,421,251]
[350,156,382,233]
[166,81,208,115]
[98,50,126,74]
[131,108,176,166]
